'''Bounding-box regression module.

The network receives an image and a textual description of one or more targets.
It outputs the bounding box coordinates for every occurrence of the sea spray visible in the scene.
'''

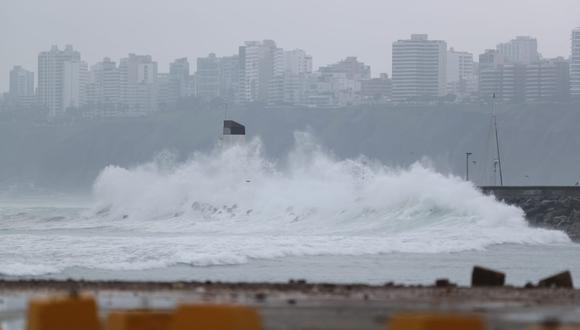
[90,132,568,241]
[0,133,570,276]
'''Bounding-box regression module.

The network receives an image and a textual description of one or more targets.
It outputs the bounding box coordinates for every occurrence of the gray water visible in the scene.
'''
[0,201,577,286]
[15,245,580,286]
[0,144,577,286]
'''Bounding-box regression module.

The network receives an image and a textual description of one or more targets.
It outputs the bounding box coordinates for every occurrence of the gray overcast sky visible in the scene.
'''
[1,0,579,93]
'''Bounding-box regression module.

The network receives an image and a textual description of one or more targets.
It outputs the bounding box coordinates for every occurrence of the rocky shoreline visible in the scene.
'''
[0,278,579,304]
[482,186,580,241]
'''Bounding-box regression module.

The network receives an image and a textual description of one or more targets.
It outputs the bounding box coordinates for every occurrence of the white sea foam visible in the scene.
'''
[0,133,571,276]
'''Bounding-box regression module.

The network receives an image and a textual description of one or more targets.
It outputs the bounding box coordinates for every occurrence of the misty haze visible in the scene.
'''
[1,1,580,329]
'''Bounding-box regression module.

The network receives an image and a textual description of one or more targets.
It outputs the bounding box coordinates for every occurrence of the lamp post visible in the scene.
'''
[465,152,472,181]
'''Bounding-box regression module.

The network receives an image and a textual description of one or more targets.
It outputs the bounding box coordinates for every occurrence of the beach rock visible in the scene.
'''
[538,271,574,288]
[471,266,505,287]
[435,279,456,288]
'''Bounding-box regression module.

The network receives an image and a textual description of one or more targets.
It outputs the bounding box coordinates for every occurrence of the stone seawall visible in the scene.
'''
[481,186,580,241]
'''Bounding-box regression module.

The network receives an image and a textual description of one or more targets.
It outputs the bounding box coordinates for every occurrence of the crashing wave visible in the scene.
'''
[0,133,570,276]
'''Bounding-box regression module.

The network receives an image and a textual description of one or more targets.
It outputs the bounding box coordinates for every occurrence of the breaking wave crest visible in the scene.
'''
[0,133,570,276]
[91,132,568,249]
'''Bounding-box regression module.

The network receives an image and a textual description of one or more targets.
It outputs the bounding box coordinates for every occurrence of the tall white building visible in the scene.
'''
[525,58,570,103]
[479,49,505,70]
[196,53,221,100]
[169,58,190,100]
[479,64,526,103]
[571,28,580,99]
[269,49,313,105]
[497,36,540,65]
[62,60,88,110]
[38,45,87,116]
[284,49,312,75]
[9,66,34,99]
[392,34,447,102]
[446,48,475,98]
[237,40,280,103]
[157,57,191,108]
[119,54,158,114]
[88,58,120,106]
[447,49,473,82]
[219,55,240,102]
[194,54,240,103]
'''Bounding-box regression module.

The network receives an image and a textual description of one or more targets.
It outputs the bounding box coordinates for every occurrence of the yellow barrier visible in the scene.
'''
[170,304,261,330]
[105,310,173,330]
[26,295,100,330]
[387,313,484,330]
[529,326,580,330]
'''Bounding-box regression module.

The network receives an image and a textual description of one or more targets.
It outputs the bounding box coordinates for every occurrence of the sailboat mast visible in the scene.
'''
[219,103,229,144]
[492,94,504,186]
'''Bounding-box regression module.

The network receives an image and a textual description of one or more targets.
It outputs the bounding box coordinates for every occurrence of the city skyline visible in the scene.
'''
[1,0,580,93]
[3,29,578,116]
[2,32,578,95]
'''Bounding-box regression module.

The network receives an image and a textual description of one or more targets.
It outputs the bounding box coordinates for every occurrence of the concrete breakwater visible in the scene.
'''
[481,186,580,241]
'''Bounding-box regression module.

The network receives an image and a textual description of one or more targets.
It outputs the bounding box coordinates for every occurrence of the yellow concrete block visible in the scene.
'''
[170,304,261,330]
[387,313,484,330]
[105,310,172,330]
[529,326,580,330]
[26,295,100,330]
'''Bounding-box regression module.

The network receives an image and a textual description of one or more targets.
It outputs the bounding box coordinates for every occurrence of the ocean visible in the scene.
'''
[0,135,577,286]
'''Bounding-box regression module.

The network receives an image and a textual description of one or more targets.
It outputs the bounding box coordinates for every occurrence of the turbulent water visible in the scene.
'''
[0,134,573,281]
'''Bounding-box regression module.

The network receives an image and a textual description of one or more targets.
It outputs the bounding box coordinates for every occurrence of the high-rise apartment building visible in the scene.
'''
[169,58,191,100]
[447,49,474,83]
[497,36,540,65]
[88,58,120,107]
[284,49,313,75]
[571,28,580,99]
[479,49,504,70]
[170,58,190,80]
[119,54,158,114]
[237,40,280,103]
[479,50,504,100]
[525,58,570,102]
[62,59,88,110]
[194,54,240,103]
[219,55,240,102]
[268,49,313,105]
[479,64,526,103]
[392,34,447,102]
[196,53,221,100]
[447,48,475,98]
[157,73,171,108]
[156,57,191,108]
[38,45,87,116]
[480,36,569,104]
[9,66,34,101]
